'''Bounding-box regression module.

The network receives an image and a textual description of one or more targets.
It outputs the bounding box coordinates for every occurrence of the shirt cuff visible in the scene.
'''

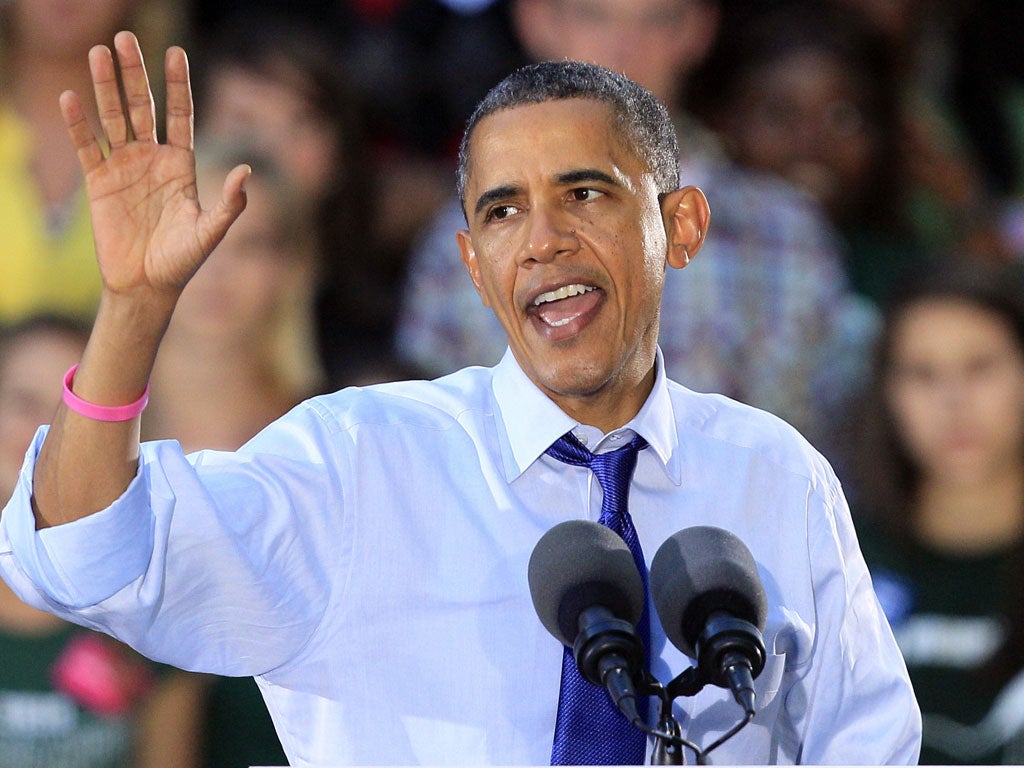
[1,426,154,609]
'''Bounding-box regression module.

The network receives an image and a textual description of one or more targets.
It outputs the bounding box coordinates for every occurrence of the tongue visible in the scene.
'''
[536,290,602,326]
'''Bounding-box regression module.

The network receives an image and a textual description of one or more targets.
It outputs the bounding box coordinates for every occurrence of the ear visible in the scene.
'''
[662,186,711,270]
[456,229,492,308]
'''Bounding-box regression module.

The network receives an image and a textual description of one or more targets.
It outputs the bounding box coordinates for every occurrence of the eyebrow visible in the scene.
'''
[555,168,624,189]
[473,184,522,217]
[472,168,625,217]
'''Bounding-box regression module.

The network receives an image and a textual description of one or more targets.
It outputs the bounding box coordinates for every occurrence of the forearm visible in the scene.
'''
[29,31,248,528]
[32,289,177,528]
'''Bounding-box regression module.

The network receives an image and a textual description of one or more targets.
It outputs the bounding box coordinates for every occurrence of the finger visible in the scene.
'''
[164,46,194,151]
[114,30,156,143]
[60,90,105,173]
[89,44,128,150]
[198,164,251,253]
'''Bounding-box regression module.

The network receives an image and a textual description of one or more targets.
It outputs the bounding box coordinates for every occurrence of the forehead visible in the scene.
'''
[464,99,645,193]
[893,299,1017,356]
[556,0,689,22]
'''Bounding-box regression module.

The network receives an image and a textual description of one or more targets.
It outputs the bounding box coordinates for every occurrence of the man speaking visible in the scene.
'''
[0,31,919,765]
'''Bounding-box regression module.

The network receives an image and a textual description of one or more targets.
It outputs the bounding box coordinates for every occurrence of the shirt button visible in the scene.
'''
[574,431,588,446]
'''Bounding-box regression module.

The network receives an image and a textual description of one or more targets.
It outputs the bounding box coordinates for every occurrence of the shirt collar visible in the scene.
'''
[491,347,681,485]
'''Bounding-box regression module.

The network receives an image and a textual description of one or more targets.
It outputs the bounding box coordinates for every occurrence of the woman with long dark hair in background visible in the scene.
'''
[849,257,1024,763]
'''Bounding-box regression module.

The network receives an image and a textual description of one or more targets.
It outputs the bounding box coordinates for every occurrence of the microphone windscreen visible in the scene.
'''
[650,525,768,659]
[528,519,645,646]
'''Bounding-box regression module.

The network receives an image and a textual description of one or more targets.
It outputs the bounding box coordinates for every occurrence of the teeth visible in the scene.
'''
[533,284,595,306]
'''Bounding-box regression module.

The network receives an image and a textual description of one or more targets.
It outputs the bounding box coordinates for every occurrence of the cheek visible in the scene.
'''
[974,376,1024,451]
[638,215,669,289]
[282,134,339,198]
[828,135,876,187]
[735,121,793,172]
[235,262,295,312]
[886,383,942,458]
[471,236,519,300]
[475,263,514,315]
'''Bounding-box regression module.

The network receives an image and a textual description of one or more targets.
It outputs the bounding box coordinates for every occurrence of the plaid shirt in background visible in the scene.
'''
[395,162,878,453]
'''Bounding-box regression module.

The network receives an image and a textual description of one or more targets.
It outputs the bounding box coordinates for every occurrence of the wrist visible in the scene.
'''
[63,365,150,422]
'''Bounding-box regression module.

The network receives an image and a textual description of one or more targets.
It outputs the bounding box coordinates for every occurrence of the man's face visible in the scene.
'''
[458,99,673,427]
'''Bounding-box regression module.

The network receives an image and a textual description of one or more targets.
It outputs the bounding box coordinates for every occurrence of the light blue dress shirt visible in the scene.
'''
[0,350,920,766]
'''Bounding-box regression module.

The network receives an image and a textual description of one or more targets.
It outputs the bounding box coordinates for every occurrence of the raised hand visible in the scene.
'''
[60,31,248,303]
[27,32,251,529]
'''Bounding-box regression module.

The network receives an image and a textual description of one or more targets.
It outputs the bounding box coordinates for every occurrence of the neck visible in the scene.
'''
[915,468,1024,555]
[552,359,657,434]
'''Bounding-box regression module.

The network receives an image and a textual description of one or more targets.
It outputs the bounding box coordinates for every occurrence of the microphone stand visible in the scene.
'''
[636,672,687,765]
[634,666,756,765]
[651,706,685,765]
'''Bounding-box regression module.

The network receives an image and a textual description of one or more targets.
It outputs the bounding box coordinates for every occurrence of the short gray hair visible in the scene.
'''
[456,60,680,214]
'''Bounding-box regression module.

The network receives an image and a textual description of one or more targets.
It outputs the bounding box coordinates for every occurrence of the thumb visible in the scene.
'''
[198,163,251,253]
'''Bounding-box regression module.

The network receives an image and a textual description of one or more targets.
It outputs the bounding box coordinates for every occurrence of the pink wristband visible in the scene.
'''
[62,365,150,422]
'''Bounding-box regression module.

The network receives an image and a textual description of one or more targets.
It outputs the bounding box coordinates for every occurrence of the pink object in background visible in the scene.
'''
[51,633,155,717]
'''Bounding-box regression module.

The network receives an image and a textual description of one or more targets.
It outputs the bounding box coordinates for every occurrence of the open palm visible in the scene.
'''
[62,32,247,300]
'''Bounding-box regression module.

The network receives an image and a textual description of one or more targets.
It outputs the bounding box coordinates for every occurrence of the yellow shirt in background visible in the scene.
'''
[0,105,100,323]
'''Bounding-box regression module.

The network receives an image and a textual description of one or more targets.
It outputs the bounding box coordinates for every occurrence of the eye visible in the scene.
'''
[570,188,604,203]
[964,353,999,379]
[486,204,520,222]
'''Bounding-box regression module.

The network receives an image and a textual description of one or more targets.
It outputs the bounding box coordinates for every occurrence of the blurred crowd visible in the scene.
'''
[1,0,1023,765]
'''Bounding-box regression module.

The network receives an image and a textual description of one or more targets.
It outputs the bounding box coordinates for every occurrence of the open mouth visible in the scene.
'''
[528,283,603,331]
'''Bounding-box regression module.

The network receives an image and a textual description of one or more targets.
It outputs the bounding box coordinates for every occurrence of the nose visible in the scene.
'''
[519,205,579,265]
[934,371,971,411]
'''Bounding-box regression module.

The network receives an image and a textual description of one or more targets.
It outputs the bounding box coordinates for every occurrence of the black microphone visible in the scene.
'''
[651,526,768,716]
[528,519,647,727]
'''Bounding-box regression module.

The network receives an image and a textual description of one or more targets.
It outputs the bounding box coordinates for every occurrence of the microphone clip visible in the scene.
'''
[665,614,765,715]
[572,605,644,685]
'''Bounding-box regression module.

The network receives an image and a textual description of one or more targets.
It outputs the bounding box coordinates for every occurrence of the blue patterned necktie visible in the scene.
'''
[545,431,651,765]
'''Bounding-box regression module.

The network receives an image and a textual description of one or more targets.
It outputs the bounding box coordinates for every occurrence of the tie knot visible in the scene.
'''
[546,431,647,469]
[545,432,648,527]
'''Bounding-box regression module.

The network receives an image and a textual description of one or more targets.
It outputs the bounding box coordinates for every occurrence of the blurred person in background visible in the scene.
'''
[396,0,878,453]
[689,0,999,305]
[146,142,325,450]
[826,0,993,258]
[188,10,404,389]
[0,0,183,324]
[0,314,203,768]
[0,316,90,505]
[848,258,1024,764]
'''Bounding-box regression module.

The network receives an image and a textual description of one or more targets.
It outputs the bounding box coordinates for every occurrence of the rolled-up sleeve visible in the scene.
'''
[0,405,348,678]
[1,427,155,608]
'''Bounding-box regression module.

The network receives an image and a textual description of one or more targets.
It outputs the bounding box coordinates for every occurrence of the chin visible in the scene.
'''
[535,359,616,399]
